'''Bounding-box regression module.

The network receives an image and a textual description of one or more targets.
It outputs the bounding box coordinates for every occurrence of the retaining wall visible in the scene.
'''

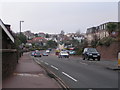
[96,42,120,60]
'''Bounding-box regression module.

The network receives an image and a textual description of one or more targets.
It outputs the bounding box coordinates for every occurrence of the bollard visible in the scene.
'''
[118,52,120,67]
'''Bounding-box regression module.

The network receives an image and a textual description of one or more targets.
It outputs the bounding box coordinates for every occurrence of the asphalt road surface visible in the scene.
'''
[32,51,118,89]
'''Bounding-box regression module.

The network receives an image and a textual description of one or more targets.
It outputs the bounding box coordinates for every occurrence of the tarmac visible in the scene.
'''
[2,52,62,89]
[95,58,120,70]
[71,55,120,70]
[2,52,120,89]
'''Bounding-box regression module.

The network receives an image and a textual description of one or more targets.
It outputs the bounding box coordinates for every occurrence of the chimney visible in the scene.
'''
[5,24,11,31]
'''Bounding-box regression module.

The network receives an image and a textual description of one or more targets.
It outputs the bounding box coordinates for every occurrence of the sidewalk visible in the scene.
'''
[2,52,61,88]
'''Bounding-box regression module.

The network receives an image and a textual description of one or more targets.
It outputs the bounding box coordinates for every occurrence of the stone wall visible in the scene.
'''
[96,42,120,60]
[2,50,18,79]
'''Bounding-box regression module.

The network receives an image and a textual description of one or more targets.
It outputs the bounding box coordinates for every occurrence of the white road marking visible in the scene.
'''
[41,60,43,62]
[35,60,41,65]
[50,65,59,70]
[44,62,49,65]
[62,72,77,82]
[37,58,39,60]
[80,62,88,65]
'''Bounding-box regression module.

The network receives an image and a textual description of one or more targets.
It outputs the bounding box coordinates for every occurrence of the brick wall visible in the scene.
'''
[96,42,120,60]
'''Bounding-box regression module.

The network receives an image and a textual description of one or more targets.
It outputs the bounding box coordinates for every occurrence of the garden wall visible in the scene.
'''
[96,42,120,60]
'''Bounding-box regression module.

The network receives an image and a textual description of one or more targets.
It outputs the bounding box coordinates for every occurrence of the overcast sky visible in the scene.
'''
[1,0,119,34]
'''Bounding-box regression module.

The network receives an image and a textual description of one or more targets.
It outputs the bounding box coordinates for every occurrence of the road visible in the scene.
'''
[32,51,118,89]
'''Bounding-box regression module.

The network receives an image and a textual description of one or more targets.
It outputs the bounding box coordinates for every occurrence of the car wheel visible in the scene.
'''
[87,56,89,60]
[83,57,85,60]
[98,58,100,61]
[93,58,95,61]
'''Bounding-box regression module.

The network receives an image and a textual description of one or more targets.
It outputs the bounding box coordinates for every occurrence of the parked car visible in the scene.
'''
[58,51,69,58]
[34,52,42,57]
[82,48,100,61]
[69,50,76,55]
[31,51,36,56]
[48,48,52,51]
[55,51,60,55]
[42,52,48,56]
[46,50,50,53]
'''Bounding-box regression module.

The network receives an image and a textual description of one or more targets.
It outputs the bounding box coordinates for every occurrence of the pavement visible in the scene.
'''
[2,52,62,88]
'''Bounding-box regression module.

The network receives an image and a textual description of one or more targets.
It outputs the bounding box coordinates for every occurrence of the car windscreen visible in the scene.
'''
[88,48,97,52]
[35,52,41,54]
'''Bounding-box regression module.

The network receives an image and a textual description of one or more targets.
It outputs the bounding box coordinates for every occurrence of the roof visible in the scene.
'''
[32,37,44,40]
[0,19,14,43]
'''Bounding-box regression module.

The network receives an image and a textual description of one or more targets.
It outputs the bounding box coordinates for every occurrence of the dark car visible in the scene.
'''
[82,48,100,61]
[34,52,42,57]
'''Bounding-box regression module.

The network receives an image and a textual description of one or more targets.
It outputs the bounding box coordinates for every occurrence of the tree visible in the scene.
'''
[35,33,38,37]
[107,23,117,35]
[46,40,57,48]
[17,33,27,44]
[76,29,81,36]
[118,22,120,38]
[60,30,65,35]
[45,34,50,38]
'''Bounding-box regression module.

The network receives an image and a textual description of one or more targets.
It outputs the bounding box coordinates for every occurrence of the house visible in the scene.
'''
[0,19,15,49]
[23,30,35,39]
[86,22,118,44]
[28,37,47,46]
[0,19,18,79]
[38,32,45,37]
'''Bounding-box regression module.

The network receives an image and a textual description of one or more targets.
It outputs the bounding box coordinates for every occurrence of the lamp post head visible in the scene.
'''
[20,21,24,23]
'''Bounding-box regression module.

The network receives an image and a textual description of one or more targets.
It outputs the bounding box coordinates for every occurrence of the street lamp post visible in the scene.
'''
[20,21,24,34]
[19,21,24,56]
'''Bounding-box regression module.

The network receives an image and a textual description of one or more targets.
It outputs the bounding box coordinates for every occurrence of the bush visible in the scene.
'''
[91,40,98,47]
[97,37,115,47]
[75,48,83,55]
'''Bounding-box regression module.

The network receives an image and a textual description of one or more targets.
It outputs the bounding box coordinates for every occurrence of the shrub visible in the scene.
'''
[91,40,98,47]
[75,48,83,55]
[97,37,115,47]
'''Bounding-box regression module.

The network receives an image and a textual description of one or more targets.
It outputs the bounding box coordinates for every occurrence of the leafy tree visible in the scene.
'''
[34,33,39,37]
[15,33,27,49]
[118,22,120,38]
[71,39,79,47]
[45,34,50,38]
[107,23,117,35]
[46,40,57,48]
[17,33,27,44]
[97,37,115,47]
[60,30,65,35]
